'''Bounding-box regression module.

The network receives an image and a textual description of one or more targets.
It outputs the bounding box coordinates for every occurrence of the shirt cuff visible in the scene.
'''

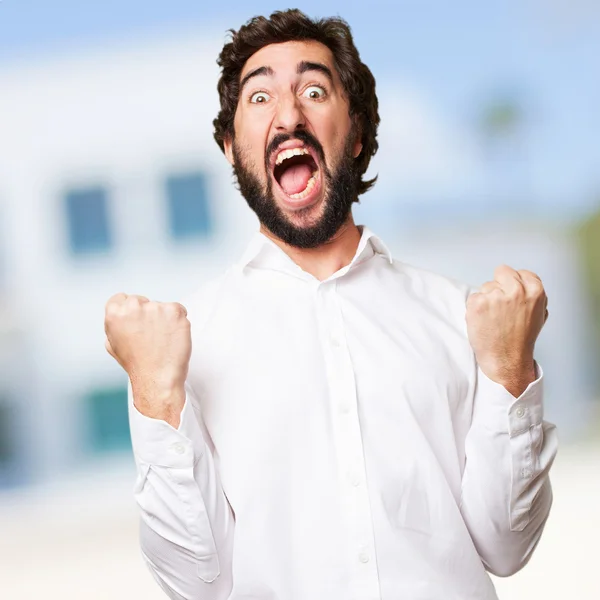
[129,391,206,468]
[472,362,544,437]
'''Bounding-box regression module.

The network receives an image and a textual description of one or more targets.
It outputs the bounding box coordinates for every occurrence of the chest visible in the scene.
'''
[188,278,473,472]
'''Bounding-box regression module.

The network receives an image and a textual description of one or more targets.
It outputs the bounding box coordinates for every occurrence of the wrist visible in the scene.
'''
[130,377,186,427]
[479,358,537,398]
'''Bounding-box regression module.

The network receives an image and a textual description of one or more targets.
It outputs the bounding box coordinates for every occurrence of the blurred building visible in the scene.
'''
[0,30,596,489]
[0,33,258,487]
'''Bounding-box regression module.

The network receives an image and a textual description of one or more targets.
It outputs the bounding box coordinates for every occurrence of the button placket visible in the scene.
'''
[316,281,381,599]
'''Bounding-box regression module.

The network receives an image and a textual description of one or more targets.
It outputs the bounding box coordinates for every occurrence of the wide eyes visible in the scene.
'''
[249,85,327,104]
[250,91,271,104]
[302,85,326,100]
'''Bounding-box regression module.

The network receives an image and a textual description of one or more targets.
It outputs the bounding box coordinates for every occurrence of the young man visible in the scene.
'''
[104,10,557,600]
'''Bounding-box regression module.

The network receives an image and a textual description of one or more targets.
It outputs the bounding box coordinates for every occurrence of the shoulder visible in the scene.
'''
[390,258,475,296]
[178,267,237,334]
[387,258,477,327]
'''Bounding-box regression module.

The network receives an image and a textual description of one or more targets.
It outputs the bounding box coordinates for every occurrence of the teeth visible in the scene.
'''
[288,173,318,200]
[275,147,310,166]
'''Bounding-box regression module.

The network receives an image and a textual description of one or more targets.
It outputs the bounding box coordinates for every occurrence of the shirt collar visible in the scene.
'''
[237,225,393,280]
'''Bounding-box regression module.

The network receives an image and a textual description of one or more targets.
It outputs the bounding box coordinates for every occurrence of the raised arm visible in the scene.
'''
[105,293,234,599]
[459,265,558,576]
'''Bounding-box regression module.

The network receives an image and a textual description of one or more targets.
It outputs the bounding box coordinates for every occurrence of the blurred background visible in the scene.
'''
[0,1,599,598]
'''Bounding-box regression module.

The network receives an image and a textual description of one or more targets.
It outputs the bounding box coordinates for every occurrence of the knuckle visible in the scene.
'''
[466,292,478,306]
[512,284,525,299]
[527,280,544,297]
[161,302,176,315]
[519,270,544,294]
[124,295,142,309]
[107,292,127,303]
[144,301,160,313]
[105,297,121,314]
[105,303,118,318]
[105,293,127,313]
[164,302,187,318]
[495,264,512,275]
[519,269,541,280]
[467,293,486,312]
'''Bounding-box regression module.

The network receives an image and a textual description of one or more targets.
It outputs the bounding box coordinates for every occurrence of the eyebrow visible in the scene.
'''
[240,66,275,93]
[296,61,334,85]
[239,61,335,94]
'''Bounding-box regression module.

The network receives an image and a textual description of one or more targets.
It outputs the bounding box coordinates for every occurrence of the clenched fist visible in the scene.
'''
[466,265,549,398]
[104,293,191,427]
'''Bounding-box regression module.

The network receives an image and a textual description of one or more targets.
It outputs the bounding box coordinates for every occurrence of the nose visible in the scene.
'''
[273,93,306,133]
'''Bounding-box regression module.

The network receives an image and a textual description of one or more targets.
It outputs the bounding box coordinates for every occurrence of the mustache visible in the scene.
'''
[265,130,326,168]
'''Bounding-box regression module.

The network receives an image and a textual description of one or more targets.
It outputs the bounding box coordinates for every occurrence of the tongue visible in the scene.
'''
[279,164,313,195]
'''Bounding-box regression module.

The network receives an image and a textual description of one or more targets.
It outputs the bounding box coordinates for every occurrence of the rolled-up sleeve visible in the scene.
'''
[128,382,235,600]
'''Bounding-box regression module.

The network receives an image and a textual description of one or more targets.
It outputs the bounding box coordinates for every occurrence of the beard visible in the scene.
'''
[231,129,359,249]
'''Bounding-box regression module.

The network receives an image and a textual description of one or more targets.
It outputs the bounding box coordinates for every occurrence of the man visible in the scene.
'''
[104,9,558,600]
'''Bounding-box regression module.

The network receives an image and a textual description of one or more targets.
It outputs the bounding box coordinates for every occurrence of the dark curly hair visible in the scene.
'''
[213,9,380,197]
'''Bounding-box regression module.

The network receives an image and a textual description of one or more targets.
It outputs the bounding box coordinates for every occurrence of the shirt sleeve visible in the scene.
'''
[459,362,559,577]
[128,381,235,600]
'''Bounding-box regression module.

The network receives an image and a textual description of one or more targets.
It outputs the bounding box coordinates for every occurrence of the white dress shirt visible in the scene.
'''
[128,226,558,600]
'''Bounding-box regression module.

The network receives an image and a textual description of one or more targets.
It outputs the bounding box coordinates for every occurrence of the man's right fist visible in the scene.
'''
[104,293,191,426]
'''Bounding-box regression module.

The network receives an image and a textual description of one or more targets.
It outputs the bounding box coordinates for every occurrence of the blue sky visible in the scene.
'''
[1,0,599,214]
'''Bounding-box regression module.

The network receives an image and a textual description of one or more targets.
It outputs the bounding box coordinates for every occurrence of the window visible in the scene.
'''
[65,186,112,254]
[0,399,19,488]
[0,401,15,467]
[85,385,130,453]
[166,171,212,240]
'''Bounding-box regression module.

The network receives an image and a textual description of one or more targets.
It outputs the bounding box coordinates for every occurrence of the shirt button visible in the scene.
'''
[348,471,361,487]
[339,403,351,415]
[358,550,370,563]
[170,442,186,455]
[515,406,526,418]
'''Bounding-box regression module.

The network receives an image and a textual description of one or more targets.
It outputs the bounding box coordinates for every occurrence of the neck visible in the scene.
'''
[260,215,361,281]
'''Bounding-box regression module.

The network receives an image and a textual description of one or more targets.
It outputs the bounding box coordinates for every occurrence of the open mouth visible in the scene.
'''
[272,146,321,208]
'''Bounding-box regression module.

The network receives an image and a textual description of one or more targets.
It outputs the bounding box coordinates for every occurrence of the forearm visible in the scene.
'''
[129,384,235,599]
[459,364,558,577]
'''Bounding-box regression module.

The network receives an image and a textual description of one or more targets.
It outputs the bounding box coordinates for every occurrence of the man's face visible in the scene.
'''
[224,40,363,248]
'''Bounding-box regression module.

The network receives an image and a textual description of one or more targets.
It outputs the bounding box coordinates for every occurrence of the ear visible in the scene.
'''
[353,138,363,159]
[224,134,235,166]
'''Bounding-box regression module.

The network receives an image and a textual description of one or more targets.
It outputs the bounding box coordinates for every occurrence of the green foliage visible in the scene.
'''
[578,204,600,360]
[480,97,523,138]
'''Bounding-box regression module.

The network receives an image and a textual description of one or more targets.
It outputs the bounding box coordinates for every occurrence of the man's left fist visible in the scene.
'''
[466,265,549,397]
